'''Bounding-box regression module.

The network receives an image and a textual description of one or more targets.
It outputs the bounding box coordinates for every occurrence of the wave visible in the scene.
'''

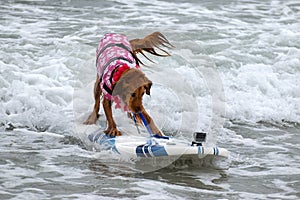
[0,0,299,134]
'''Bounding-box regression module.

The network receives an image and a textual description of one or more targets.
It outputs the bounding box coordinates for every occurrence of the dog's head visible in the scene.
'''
[113,68,152,113]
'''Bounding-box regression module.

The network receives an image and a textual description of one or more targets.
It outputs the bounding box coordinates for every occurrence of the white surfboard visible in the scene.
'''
[78,123,229,160]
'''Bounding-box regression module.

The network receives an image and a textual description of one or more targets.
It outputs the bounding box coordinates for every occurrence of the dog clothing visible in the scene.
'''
[96,33,139,111]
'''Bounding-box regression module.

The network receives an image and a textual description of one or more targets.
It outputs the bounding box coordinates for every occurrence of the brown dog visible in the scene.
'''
[84,32,173,136]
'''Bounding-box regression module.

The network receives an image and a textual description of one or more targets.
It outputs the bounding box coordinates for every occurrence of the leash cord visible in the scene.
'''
[133,112,153,137]
[132,114,141,135]
[137,112,154,137]
[132,112,169,140]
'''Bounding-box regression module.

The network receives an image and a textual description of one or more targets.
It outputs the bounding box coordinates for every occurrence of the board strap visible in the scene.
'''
[132,112,168,139]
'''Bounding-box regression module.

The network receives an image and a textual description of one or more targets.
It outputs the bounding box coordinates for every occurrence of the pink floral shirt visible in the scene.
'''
[96,33,139,111]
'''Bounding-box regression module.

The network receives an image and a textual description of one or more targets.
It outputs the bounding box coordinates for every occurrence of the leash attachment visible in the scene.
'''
[132,112,169,140]
[132,113,141,135]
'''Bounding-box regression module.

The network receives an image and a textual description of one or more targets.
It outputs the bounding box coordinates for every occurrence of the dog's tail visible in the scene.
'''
[130,32,174,65]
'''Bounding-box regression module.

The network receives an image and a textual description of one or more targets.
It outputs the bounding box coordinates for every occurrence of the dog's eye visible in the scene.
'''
[131,93,136,97]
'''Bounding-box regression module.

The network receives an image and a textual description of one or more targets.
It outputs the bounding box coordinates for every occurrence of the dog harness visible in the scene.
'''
[96,33,139,111]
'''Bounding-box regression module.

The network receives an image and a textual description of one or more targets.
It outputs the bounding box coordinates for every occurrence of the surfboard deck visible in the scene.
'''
[78,124,229,160]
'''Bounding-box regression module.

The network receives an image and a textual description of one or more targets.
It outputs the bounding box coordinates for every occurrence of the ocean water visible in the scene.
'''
[1,0,299,199]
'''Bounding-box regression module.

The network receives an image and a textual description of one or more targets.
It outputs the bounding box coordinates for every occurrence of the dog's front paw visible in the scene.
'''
[156,130,163,136]
[104,128,122,136]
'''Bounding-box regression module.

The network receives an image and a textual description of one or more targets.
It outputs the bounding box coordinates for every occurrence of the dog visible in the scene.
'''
[84,32,173,136]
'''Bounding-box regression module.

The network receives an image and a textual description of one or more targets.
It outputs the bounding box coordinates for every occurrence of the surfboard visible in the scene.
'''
[79,123,229,160]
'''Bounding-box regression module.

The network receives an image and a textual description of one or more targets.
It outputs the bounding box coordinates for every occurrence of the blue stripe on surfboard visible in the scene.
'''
[198,146,207,158]
[88,132,120,154]
[150,145,168,157]
[136,145,168,157]
[144,146,152,157]
[214,147,219,156]
[136,145,146,157]
[93,133,102,142]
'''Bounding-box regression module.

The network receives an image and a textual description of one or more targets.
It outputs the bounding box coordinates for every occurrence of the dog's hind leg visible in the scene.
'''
[84,75,102,124]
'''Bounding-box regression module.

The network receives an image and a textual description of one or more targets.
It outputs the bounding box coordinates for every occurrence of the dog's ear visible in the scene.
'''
[144,81,152,95]
[113,78,128,101]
